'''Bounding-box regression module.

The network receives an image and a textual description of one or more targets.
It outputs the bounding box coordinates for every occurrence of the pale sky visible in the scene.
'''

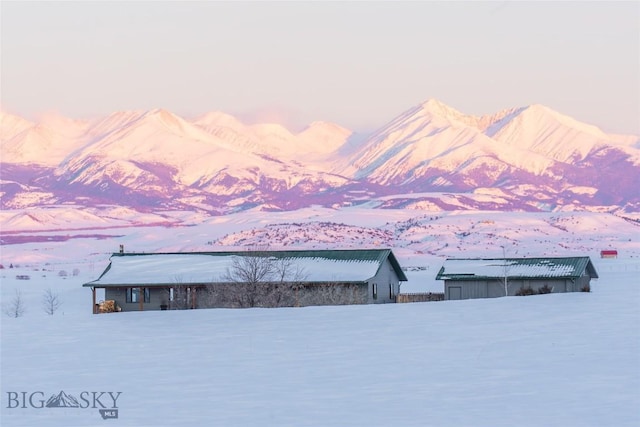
[1,1,638,134]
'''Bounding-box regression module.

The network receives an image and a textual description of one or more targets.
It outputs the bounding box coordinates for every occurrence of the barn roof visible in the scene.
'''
[84,249,407,288]
[435,257,598,281]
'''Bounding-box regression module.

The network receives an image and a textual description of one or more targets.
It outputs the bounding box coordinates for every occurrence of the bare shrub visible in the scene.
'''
[515,286,537,296]
[42,288,62,315]
[538,284,553,294]
[581,284,591,292]
[4,289,26,318]
[296,282,368,307]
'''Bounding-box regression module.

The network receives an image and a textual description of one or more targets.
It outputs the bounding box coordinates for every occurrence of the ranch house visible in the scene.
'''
[436,256,598,300]
[83,249,407,312]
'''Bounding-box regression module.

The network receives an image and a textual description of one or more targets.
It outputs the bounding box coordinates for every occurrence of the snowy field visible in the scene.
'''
[1,209,640,426]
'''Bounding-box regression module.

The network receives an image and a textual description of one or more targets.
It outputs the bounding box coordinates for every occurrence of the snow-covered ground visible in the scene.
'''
[1,209,639,426]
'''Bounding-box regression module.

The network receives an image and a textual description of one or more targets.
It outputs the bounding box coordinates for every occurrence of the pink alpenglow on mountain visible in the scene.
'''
[1,100,638,213]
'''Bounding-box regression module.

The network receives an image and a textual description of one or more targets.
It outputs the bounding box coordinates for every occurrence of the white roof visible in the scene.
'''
[89,253,382,286]
[437,257,593,280]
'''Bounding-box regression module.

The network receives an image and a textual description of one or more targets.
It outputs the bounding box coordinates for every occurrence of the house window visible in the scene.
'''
[126,288,150,303]
[372,283,377,300]
[389,283,394,299]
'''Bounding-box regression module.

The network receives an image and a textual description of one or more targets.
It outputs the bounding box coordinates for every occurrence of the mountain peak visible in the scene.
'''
[405,98,483,130]
[302,121,351,135]
[146,108,180,120]
[0,111,34,136]
[194,111,246,131]
[297,121,352,154]
[249,123,294,137]
[520,103,608,139]
[419,99,466,118]
[420,98,453,110]
[144,108,187,133]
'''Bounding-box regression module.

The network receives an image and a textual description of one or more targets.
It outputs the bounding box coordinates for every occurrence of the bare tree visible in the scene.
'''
[42,288,62,315]
[271,257,308,307]
[4,289,26,318]
[272,257,307,283]
[222,249,275,307]
[225,251,275,283]
[219,252,314,308]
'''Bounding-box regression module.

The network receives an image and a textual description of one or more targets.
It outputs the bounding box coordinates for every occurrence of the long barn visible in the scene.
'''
[436,257,598,300]
[83,249,407,312]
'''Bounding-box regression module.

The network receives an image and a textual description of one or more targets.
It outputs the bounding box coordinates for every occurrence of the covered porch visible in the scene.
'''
[85,284,204,313]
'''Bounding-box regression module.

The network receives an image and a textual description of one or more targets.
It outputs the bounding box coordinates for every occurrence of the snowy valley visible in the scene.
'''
[1,207,639,426]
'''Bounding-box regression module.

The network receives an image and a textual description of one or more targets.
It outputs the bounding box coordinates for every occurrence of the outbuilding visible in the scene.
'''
[83,249,407,312]
[436,257,598,300]
[600,250,618,259]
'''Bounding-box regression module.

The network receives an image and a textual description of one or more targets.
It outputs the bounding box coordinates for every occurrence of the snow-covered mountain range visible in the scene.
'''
[2,99,638,213]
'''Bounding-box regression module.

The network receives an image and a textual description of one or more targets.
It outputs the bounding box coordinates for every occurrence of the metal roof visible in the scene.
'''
[435,257,598,281]
[84,248,407,288]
